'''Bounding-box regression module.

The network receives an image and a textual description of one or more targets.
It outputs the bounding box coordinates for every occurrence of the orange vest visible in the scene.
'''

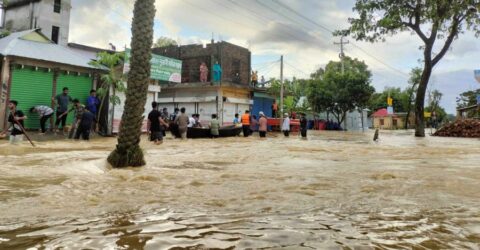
[241,114,250,125]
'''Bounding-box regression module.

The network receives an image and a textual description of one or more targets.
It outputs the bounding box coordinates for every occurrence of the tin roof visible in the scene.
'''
[0,29,98,70]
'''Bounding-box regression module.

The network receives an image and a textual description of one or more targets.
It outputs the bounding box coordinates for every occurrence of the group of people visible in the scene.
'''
[236,110,308,139]
[0,87,100,144]
[146,104,309,145]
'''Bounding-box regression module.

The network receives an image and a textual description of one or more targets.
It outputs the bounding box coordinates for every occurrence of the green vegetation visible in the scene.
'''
[153,36,178,48]
[307,57,374,124]
[338,0,480,137]
[90,52,126,134]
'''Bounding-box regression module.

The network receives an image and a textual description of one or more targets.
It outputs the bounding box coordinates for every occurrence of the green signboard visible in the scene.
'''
[123,48,182,83]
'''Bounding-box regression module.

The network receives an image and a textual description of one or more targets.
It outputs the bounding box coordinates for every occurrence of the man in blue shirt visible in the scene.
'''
[86,89,100,132]
[86,89,100,116]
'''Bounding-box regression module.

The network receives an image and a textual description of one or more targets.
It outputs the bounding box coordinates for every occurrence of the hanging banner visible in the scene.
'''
[123,48,182,83]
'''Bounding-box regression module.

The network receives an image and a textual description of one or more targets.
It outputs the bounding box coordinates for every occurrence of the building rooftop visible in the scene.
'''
[0,29,98,69]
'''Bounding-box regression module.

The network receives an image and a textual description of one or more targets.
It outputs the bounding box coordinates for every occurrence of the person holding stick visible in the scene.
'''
[53,87,72,133]
[1,100,27,144]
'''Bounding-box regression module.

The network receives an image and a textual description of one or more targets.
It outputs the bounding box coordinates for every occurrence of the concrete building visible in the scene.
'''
[371,108,407,130]
[0,29,100,130]
[1,0,71,46]
[153,41,252,125]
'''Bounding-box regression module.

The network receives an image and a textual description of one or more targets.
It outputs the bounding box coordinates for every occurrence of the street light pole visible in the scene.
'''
[280,55,284,124]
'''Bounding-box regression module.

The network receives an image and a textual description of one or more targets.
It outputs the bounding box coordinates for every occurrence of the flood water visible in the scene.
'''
[0,131,479,249]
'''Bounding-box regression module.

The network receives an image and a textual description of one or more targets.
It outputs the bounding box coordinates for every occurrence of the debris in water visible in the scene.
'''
[434,119,480,138]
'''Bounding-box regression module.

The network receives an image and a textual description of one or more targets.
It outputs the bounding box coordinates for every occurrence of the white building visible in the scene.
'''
[1,0,71,46]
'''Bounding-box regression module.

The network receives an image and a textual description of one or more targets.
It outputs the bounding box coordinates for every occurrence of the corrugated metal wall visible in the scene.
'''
[10,67,54,129]
[56,73,93,125]
[252,97,273,118]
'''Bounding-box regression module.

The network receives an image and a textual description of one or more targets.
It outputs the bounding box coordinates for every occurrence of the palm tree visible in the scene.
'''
[107,0,155,168]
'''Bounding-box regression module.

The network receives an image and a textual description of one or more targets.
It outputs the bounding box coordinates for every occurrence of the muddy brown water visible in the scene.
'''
[0,131,479,249]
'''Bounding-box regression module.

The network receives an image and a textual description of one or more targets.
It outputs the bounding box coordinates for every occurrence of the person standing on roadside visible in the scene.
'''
[258,111,268,138]
[29,105,54,134]
[282,112,290,137]
[300,113,308,139]
[68,99,85,139]
[74,108,96,141]
[86,89,100,131]
[174,107,189,139]
[53,87,72,133]
[241,110,251,137]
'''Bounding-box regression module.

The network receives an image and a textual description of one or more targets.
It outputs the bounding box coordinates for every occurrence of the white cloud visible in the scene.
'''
[68,0,479,114]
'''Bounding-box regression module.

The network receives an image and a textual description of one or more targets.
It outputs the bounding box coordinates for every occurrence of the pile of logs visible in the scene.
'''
[434,119,480,138]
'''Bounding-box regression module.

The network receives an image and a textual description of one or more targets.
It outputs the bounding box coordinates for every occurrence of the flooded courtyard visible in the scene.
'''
[0,131,479,249]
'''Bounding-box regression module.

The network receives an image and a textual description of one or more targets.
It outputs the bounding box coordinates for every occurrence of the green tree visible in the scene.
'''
[90,52,126,134]
[107,0,156,168]
[367,87,409,113]
[404,67,421,128]
[153,36,177,48]
[338,0,480,137]
[308,57,375,125]
[456,89,480,118]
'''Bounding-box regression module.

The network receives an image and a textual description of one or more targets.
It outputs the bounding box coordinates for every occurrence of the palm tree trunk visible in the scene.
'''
[107,0,155,168]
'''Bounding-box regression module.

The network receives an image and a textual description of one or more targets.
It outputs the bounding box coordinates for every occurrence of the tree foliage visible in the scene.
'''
[307,57,375,124]
[153,36,177,48]
[456,88,480,118]
[89,52,126,134]
[338,0,480,137]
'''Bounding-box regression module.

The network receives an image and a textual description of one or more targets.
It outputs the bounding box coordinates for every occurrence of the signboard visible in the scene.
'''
[387,97,393,106]
[424,112,431,118]
[123,48,182,83]
[387,106,394,114]
[475,70,480,84]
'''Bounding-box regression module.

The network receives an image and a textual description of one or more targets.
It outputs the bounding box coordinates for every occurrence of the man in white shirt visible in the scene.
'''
[282,113,291,137]
[188,115,196,128]
[30,105,54,134]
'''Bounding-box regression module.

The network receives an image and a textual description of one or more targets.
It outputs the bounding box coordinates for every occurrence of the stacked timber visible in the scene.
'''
[434,119,480,138]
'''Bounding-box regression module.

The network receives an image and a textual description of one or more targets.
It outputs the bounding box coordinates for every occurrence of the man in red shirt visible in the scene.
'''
[258,111,268,138]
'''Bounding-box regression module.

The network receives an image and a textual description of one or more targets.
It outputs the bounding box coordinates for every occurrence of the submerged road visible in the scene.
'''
[0,131,479,249]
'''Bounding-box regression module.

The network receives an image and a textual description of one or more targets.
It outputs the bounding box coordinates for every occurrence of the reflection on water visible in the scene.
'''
[0,131,479,249]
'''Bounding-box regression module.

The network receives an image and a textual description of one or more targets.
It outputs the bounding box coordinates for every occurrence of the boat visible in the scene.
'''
[187,126,242,138]
[169,123,242,139]
[219,125,243,137]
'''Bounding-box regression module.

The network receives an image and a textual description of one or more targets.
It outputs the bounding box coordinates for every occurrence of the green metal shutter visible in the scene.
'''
[10,67,54,129]
[56,73,93,125]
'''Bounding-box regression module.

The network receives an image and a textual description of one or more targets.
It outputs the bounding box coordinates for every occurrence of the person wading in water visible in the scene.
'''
[241,110,251,137]
[147,102,169,145]
[174,107,189,139]
[1,100,27,144]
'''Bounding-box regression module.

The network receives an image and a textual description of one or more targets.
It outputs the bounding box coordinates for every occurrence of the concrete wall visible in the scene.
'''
[373,116,405,130]
[3,0,71,46]
[152,41,251,85]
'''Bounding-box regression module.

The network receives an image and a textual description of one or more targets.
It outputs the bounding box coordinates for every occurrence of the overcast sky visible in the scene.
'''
[69,0,480,114]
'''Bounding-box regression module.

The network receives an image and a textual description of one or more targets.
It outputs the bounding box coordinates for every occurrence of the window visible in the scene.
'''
[51,26,59,44]
[54,0,61,13]
[379,119,384,126]
[393,119,398,126]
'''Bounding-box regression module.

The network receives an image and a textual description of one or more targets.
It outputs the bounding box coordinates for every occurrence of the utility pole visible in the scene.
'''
[334,36,349,74]
[280,55,284,123]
